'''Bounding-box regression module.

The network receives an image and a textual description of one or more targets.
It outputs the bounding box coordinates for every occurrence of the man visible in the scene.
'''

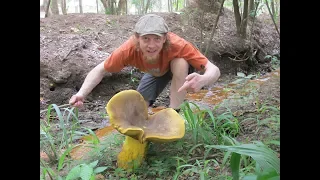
[69,14,220,112]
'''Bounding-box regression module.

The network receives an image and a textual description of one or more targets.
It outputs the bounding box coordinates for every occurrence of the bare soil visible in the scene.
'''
[40,9,280,131]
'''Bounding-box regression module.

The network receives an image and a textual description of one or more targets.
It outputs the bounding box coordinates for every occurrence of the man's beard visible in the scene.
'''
[144,54,159,64]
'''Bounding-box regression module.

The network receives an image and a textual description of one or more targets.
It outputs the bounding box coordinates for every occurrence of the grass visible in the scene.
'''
[40,78,280,179]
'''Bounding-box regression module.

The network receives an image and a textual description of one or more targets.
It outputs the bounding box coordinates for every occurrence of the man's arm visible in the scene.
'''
[201,60,220,86]
[69,60,107,106]
[177,60,220,93]
[77,61,107,97]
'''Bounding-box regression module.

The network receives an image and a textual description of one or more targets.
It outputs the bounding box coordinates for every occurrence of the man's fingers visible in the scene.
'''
[185,73,197,81]
[69,96,76,105]
[74,101,83,107]
[178,81,190,92]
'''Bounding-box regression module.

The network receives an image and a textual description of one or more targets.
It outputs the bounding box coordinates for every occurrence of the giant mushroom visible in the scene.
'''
[106,90,185,170]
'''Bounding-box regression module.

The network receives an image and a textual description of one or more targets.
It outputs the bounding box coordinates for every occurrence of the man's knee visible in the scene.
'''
[170,58,189,77]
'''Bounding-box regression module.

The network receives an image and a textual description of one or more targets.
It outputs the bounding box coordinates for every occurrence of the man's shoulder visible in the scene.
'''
[168,32,188,48]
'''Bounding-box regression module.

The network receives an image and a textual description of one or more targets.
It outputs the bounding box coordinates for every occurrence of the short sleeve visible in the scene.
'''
[104,46,126,73]
[180,43,208,71]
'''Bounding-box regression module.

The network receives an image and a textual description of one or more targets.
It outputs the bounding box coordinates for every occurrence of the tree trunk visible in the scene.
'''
[79,0,83,13]
[232,0,241,36]
[100,0,107,10]
[240,0,249,39]
[248,0,254,21]
[51,0,59,15]
[249,0,260,41]
[126,0,128,14]
[111,0,116,14]
[168,0,172,12]
[44,0,52,17]
[265,0,280,37]
[175,0,179,11]
[271,0,275,17]
[141,0,144,14]
[96,0,99,13]
[61,0,67,15]
[100,0,108,13]
[118,0,126,15]
[145,0,151,13]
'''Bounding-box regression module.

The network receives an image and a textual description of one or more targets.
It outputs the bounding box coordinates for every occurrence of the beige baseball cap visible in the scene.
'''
[133,14,169,36]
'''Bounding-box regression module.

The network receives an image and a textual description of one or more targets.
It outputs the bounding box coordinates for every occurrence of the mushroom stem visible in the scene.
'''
[117,136,148,170]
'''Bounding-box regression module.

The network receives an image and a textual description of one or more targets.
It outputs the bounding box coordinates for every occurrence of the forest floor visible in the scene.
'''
[40,8,280,179]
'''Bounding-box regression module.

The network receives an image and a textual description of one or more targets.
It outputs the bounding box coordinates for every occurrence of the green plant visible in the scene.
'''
[40,104,99,179]
[205,141,280,180]
[64,160,109,180]
[40,104,80,162]
[232,72,257,85]
[129,69,139,84]
[180,102,215,145]
[172,157,189,180]
[98,112,107,118]
[265,55,280,69]
[213,109,240,143]
[40,104,79,179]
[187,159,215,179]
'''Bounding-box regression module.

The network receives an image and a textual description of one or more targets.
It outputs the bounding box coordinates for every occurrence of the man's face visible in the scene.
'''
[137,34,166,58]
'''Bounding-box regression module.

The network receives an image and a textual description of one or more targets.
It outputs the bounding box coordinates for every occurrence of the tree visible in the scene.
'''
[51,0,60,14]
[79,0,83,13]
[233,0,241,35]
[240,0,249,38]
[265,0,280,37]
[141,0,145,14]
[100,0,108,11]
[100,0,116,14]
[248,0,254,21]
[145,0,151,13]
[233,0,250,38]
[118,0,127,15]
[175,0,179,11]
[61,0,67,15]
[168,0,173,12]
[44,0,52,17]
[96,0,99,13]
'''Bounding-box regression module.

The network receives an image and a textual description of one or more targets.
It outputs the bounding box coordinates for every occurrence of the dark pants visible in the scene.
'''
[137,65,195,106]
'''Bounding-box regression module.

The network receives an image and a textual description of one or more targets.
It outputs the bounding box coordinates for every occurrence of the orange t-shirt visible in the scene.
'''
[104,32,208,75]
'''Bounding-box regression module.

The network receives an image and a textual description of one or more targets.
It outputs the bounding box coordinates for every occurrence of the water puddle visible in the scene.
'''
[185,68,280,106]
[186,86,232,105]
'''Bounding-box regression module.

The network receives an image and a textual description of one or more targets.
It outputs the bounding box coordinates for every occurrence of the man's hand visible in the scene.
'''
[177,73,207,93]
[69,93,85,108]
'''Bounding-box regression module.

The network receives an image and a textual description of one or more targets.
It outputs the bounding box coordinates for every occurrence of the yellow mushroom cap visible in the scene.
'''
[106,90,185,143]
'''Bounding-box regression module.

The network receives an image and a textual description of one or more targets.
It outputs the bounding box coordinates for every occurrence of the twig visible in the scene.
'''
[265,0,280,38]
[62,48,76,61]
[40,104,71,114]
[204,0,226,56]
[228,56,250,62]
